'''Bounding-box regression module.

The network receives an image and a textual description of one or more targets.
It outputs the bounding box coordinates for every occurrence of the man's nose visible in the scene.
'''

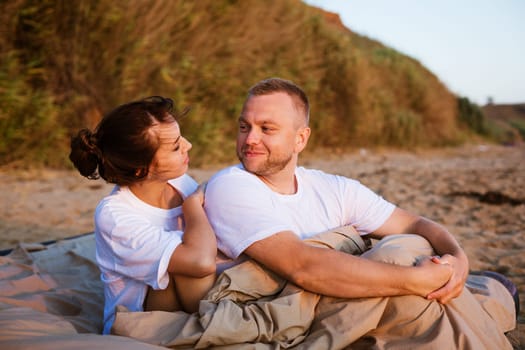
[244,129,261,145]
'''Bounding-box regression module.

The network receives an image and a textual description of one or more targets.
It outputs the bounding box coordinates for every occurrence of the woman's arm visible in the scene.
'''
[168,184,217,312]
[168,185,217,275]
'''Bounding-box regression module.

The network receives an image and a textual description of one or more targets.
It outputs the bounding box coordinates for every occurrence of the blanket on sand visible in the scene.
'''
[0,228,516,349]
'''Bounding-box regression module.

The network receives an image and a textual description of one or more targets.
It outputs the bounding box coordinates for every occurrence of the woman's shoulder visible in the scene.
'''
[95,186,138,217]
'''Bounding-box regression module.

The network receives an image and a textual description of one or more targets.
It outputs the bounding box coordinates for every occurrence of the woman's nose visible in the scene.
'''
[182,137,192,151]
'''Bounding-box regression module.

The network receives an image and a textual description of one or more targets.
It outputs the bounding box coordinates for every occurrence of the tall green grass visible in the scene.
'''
[0,24,67,166]
[0,0,490,168]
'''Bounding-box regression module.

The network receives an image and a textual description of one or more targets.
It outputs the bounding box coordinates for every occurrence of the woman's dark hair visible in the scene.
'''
[69,96,189,186]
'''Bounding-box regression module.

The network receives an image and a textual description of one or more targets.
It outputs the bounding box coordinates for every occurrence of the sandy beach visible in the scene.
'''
[0,143,523,345]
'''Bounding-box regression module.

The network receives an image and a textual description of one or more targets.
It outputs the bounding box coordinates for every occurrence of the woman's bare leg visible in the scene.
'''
[174,273,216,313]
[143,275,181,312]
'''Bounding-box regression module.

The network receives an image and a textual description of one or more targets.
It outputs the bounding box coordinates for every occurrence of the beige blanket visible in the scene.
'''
[113,229,515,349]
[0,234,164,349]
[0,230,516,349]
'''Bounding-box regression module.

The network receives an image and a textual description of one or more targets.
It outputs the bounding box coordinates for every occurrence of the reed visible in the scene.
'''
[0,0,490,168]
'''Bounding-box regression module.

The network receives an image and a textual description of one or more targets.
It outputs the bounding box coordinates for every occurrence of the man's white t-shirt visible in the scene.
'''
[94,174,197,334]
[205,165,395,259]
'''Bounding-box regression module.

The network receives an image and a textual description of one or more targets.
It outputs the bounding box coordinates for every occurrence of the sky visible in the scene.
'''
[303,0,525,105]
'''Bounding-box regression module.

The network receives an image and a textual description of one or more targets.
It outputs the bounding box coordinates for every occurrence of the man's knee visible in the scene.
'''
[361,234,434,266]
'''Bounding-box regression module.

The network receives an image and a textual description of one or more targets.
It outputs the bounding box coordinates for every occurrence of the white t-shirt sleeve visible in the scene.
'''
[169,174,198,199]
[294,168,395,235]
[338,175,396,234]
[95,203,181,290]
[205,168,292,258]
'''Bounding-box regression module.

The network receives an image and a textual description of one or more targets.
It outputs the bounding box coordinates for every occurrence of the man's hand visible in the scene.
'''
[425,253,469,304]
[375,208,470,303]
[413,257,454,298]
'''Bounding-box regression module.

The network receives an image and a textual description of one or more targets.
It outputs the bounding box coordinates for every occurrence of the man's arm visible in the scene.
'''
[244,230,453,299]
[370,207,469,303]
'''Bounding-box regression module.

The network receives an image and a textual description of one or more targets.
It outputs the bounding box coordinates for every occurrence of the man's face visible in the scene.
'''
[236,92,308,176]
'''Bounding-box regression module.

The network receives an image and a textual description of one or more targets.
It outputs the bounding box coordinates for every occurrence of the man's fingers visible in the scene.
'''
[431,255,452,265]
[427,280,463,304]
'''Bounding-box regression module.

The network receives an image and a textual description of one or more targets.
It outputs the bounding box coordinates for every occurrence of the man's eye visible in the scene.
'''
[239,124,249,132]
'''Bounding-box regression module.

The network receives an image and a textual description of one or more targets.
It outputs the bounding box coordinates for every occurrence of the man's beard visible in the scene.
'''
[237,147,292,176]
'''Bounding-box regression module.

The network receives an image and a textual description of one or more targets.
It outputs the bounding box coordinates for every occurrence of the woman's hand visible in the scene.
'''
[184,182,207,208]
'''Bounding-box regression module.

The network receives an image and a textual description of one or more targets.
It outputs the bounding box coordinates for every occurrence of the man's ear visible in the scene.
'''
[295,126,311,153]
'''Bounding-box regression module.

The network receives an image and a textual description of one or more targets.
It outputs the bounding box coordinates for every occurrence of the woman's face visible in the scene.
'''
[147,120,192,181]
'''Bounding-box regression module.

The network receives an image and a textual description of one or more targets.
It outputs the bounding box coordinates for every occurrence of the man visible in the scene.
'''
[205,77,467,303]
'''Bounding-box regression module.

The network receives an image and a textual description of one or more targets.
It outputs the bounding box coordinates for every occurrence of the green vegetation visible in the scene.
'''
[481,103,525,145]
[457,97,488,135]
[0,0,499,168]
[0,48,68,166]
[509,119,525,139]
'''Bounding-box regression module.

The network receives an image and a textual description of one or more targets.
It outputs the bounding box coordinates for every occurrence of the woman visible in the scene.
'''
[69,96,216,334]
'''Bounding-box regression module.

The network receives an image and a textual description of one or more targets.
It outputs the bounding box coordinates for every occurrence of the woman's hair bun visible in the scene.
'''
[69,128,101,179]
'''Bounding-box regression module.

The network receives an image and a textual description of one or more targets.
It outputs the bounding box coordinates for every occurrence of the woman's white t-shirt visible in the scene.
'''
[95,174,197,334]
[205,165,395,259]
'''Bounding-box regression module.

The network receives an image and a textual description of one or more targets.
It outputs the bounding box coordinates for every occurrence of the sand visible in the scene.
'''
[0,143,523,345]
